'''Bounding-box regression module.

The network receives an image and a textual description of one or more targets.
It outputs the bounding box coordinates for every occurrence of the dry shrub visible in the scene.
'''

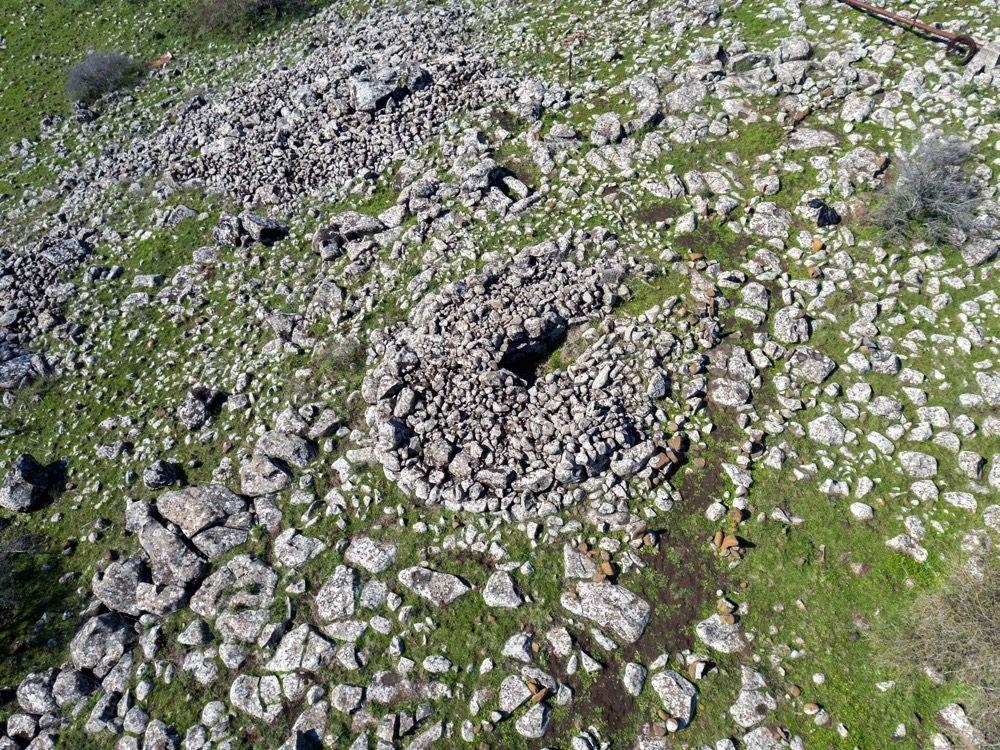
[192,0,310,35]
[65,51,142,104]
[875,134,982,245]
[875,554,1000,745]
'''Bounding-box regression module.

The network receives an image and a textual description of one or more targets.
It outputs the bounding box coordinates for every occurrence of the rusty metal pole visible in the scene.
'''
[836,0,980,64]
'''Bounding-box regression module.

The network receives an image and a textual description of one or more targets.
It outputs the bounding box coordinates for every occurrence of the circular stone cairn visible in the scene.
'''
[362,235,692,516]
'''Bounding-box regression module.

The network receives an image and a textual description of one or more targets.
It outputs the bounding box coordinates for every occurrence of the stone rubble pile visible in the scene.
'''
[0,237,92,393]
[54,4,512,218]
[361,237,694,515]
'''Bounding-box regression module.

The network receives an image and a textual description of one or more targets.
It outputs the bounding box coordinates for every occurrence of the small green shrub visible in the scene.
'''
[65,50,142,104]
[875,134,981,245]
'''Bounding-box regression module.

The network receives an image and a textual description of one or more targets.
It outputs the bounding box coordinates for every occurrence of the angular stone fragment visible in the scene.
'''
[976,372,1000,405]
[787,128,838,150]
[265,625,335,673]
[92,557,147,616]
[52,667,94,708]
[937,703,986,748]
[623,662,647,696]
[562,544,598,579]
[344,537,397,574]
[139,520,208,588]
[397,567,470,607]
[695,614,746,654]
[229,675,283,722]
[787,347,836,384]
[239,454,292,496]
[482,571,523,608]
[156,484,246,540]
[273,528,327,569]
[885,534,928,563]
[943,492,977,512]
[808,414,847,446]
[514,702,550,739]
[0,454,61,512]
[17,670,58,715]
[330,684,365,714]
[561,582,650,643]
[651,670,697,725]
[729,667,776,728]
[899,451,937,478]
[498,675,533,713]
[190,556,277,618]
[315,565,358,621]
[238,213,289,245]
[255,431,316,469]
[708,378,751,407]
[70,613,138,678]
[772,305,809,343]
[143,460,180,490]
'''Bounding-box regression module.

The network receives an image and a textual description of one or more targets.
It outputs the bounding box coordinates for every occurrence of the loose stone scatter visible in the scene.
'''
[0,0,998,747]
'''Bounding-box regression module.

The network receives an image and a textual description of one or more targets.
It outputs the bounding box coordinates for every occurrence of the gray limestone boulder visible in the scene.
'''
[315,565,359,621]
[651,670,697,725]
[70,613,138,677]
[239,453,292,496]
[482,571,523,609]
[561,582,650,643]
[695,614,746,654]
[16,670,58,715]
[397,567,471,607]
[729,667,776,728]
[92,557,147,616]
[265,625,335,673]
[229,675,283,722]
[344,537,397,574]
[0,454,60,512]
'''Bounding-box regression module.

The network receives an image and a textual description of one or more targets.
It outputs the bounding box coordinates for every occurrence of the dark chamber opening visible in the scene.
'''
[498,328,568,386]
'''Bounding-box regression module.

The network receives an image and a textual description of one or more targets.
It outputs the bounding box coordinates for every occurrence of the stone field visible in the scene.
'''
[0,0,999,748]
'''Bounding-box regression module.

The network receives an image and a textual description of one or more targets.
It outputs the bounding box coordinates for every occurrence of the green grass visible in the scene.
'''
[1,0,998,746]
[0,0,344,211]
[0,0,342,146]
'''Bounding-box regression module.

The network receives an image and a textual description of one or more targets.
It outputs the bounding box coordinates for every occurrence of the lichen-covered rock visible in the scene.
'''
[561,582,650,643]
[91,557,147,616]
[397,567,470,607]
[344,536,397,574]
[70,613,138,678]
[16,669,58,715]
[651,670,697,725]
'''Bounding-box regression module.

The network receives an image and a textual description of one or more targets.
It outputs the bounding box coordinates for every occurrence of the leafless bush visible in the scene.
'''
[874,554,1000,745]
[875,134,981,245]
[192,0,311,35]
[65,51,142,104]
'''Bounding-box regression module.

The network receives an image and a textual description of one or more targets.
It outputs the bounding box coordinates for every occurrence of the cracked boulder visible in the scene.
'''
[561,582,650,643]
[70,614,138,678]
[156,484,251,559]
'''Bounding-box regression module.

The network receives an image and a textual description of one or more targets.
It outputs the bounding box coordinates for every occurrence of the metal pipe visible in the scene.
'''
[835,0,980,63]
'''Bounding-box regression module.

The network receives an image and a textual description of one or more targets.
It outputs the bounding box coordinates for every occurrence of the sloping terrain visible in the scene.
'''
[0,1,999,749]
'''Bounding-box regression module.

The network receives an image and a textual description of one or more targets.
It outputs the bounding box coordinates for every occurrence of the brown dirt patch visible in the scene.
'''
[633,524,718,663]
[637,202,682,224]
[532,509,721,746]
